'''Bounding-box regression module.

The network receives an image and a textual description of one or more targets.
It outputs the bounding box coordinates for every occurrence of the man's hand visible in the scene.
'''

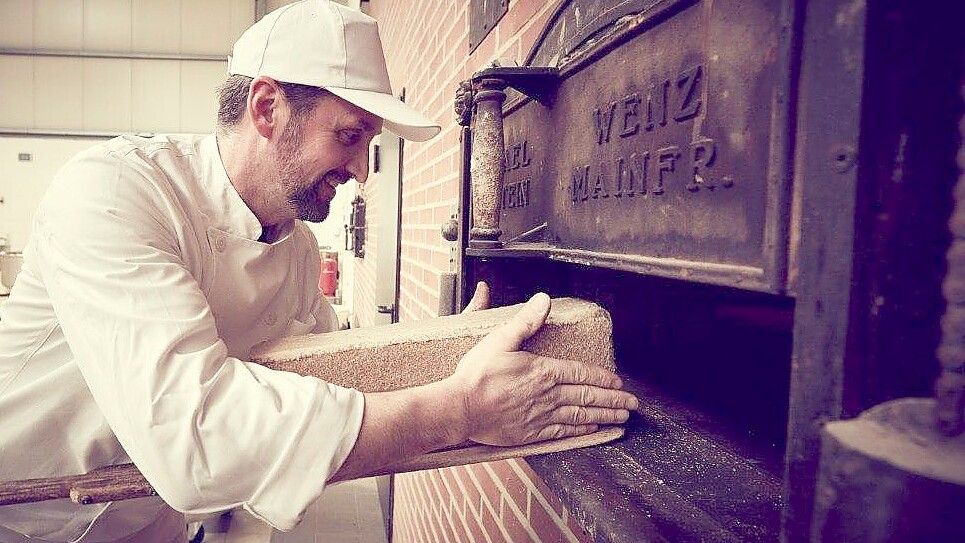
[446,292,639,447]
[461,281,490,313]
[331,289,637,483]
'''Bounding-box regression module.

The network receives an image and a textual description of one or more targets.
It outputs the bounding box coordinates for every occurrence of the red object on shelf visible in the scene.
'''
[319,253,339,297]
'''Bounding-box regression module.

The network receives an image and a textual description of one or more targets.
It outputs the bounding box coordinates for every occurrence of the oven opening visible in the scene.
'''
[469,257,794,477]
[607,271,794,476]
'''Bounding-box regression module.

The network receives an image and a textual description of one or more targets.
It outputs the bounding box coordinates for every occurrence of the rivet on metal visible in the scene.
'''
[831,145,856,173]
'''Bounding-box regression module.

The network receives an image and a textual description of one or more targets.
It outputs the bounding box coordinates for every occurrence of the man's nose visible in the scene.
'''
[347,147,370,185]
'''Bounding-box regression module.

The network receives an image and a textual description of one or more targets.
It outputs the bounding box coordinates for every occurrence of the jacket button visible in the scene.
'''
[213,236,227,252]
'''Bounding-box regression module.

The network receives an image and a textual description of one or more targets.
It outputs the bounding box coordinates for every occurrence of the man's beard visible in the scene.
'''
[277,119,342,223]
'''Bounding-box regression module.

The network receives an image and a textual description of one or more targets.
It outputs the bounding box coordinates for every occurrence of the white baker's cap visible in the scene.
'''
[227,0,440,141]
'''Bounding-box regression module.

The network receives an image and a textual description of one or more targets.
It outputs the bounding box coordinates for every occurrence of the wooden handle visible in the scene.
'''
[0,463,155,506]
[0,427,623,506]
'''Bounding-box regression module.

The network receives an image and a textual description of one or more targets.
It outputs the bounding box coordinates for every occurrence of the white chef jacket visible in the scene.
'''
[0,134,365,542]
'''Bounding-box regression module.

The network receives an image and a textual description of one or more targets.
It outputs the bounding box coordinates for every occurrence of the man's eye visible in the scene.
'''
[338,131,362,145]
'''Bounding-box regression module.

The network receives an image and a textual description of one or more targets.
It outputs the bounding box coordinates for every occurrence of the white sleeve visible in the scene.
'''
[309,294,341,333]
[33,151,364,530]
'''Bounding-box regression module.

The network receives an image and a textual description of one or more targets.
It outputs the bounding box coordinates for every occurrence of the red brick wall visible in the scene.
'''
[393,459,591,543]
[363,0,558,323]
[361,1,591,541]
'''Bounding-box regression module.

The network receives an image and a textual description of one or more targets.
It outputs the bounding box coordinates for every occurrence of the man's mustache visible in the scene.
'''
[320,170,352,185]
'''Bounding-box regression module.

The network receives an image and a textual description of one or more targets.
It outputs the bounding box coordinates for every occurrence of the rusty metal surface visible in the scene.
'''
[468,0,508,54]
[496,0,790,293]
[525,0,675,68]
[469,80,508,247]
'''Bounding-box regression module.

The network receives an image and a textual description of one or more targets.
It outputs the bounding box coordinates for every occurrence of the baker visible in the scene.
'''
[0,1,638,541]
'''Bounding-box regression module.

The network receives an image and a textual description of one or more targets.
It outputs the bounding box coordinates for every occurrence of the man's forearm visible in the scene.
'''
[329,378,467,482]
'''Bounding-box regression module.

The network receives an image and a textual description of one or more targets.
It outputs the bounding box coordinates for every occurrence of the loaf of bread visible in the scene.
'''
[250,297,616,392]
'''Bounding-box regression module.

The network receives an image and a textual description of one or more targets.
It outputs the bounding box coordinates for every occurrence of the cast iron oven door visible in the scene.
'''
[483,0,793,294]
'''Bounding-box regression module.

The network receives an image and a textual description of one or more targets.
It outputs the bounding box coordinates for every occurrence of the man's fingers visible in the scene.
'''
[533,424,599,442]
[543,359,624,389]
[461,281,490,313]
[555,384,640,410]
[551,405,631,426]
[478,292,551,352]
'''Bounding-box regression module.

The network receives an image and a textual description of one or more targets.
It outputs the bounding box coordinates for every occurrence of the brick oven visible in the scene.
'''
[437,0,963,542]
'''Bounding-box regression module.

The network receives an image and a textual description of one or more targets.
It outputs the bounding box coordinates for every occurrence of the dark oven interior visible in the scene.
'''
[466,257,794,477]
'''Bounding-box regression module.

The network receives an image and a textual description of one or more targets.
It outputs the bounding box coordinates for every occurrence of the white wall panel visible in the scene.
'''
[33,0,83,50]
[0,56,34,128]
[1,1,259,134]
[132,59,180,132]
[264,1,359,16]
[179,62,224,133]
[182,0,231,55]
[83,58,132,131]
[0,0,35,48]
[3,0,259,55]
[229,0,255,43]
[83,0,133,51]
[266,0,298,12]
[0,136,103,251]
[33,57,83,130]
[132,0,181,54]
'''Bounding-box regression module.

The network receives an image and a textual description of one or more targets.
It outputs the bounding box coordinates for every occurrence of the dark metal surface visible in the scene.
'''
[346,196,366,258]
[833,1,959,423]
[812,399,965,543]
[456,1,964,542]
[780,1,866,540]
[472,67,560,106]
[468,0,508,54]
[495,0,792,293]
[464,256,794,542]
[527,377,784,543]
[936,77,965,436]
[524,0,679,69]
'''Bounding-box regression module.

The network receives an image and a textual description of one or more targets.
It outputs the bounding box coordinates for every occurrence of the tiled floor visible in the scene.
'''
[202,478,388,543]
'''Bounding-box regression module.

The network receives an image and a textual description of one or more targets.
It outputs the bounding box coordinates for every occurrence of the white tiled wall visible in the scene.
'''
[0,0,33,49]
[0,54,226,133]
[267,0,361,12]
[33,0,84,50]
[131,0,182,54]
[0,136,103,251]
[0,56,33,127]
[0,0,253,55]
[84,0,134,51]
[0,0,255,134]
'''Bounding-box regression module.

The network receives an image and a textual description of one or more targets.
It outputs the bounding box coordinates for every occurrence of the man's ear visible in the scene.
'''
[247,77,286,140]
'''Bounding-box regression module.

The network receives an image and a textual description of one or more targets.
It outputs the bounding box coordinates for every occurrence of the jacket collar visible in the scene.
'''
[200,134,291,242]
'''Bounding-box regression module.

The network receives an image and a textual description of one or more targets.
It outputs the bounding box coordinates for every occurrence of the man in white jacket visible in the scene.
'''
[0,1,638,541]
